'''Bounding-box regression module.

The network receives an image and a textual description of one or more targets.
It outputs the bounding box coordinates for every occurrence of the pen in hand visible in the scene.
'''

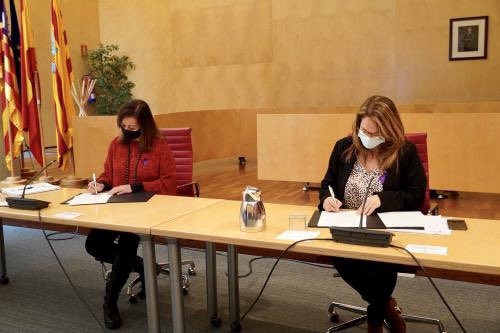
[328,185,339,207]
[92,172,98,195]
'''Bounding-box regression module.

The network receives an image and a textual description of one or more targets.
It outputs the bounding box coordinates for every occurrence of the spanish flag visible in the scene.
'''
[0,0,24,171]
[51,0,75,170]
[20,0,43,167]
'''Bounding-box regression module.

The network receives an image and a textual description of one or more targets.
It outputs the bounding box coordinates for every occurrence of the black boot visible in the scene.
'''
[103,255,133,329]
[103,295,122,329]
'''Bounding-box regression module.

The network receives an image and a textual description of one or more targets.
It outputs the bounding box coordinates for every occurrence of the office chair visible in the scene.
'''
[326,133,445,333]
[125,128,199,303]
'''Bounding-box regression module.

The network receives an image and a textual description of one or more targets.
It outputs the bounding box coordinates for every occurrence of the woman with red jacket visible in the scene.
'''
[85,99,176,329]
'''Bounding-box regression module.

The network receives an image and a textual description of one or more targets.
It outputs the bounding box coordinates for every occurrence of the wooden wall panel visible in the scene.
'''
[257,113,500,193]
[172,0,272,67]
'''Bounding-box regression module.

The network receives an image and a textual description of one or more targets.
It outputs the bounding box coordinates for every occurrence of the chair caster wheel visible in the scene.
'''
[230,321,241,332]
[182,287,189,295]
[188,268,196,276]
[0,276,9,285]
[210,317,222,327]
[129,295,138,304]
[329,312,339,322]
[327,304,339,322]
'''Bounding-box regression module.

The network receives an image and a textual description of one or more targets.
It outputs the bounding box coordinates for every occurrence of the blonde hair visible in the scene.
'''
[344,95,405,172]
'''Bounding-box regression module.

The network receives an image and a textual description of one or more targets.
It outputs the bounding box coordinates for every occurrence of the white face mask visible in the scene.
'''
[358,128,385,149]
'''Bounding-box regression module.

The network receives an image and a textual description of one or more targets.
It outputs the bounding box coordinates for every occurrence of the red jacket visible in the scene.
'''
[98,136,177,195]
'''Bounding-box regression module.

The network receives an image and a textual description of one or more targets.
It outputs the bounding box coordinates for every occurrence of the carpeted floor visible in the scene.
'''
[0,225,498,333]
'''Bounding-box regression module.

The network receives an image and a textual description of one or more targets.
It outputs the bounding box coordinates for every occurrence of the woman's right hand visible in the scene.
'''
[88,182,105,194]
[323,197,342,212]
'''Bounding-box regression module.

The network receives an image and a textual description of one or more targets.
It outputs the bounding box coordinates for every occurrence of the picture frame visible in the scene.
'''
[449,16,488,61]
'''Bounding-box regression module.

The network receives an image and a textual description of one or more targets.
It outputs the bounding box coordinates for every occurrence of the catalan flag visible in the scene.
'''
[0,0,23,171]
[51,0,75,170]
[20,0,43,167]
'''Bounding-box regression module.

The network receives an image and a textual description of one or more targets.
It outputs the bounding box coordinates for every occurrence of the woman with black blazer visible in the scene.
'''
[318,95,426,333]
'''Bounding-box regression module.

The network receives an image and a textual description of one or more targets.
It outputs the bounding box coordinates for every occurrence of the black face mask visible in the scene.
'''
[122,128,142,140]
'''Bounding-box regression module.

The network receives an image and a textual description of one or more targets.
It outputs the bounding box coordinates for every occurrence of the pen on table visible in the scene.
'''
[92,172,98,194]
[328,185,338,206]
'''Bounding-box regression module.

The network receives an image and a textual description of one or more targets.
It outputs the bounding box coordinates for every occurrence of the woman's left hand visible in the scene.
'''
[109,184,132,196]
[357,195,381,215]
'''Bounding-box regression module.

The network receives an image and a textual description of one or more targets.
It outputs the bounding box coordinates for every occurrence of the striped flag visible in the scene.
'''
[51,0,75,170]
[0,0,23,171]
[20,0,43,166]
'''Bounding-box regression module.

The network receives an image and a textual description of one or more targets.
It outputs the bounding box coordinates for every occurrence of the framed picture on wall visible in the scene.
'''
[449,16,488,60]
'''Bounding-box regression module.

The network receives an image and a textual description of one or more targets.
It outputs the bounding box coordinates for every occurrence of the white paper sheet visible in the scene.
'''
[377,211,426,228]
[52,212,83,219]
[1,182,60,197]
[318,211,366,228]
[406,244,448,255]
[67,193,112,206]
[275,230,320,241]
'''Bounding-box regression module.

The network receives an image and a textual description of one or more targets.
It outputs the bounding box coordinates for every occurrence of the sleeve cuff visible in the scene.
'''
[131,183,144,193]
[102,182,112,191]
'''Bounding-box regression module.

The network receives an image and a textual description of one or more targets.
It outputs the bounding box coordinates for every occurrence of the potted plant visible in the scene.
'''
[87,44,135,115]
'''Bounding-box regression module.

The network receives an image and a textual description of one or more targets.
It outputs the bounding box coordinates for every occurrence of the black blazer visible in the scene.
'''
[318,136,426,213]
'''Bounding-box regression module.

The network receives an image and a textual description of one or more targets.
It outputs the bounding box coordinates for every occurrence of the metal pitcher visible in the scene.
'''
[240,186,266,232]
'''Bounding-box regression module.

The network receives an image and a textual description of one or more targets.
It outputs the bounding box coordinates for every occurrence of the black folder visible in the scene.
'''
[62,191,155,204]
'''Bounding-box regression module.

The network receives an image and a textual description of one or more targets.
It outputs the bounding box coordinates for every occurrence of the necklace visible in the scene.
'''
[125,142,143,184]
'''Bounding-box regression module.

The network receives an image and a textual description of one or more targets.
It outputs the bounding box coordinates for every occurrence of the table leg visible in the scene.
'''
[140,235,160,333]
[227,244,241,332]
[205,242,221,327]
[0,218,8,285]
[167,237,185,333]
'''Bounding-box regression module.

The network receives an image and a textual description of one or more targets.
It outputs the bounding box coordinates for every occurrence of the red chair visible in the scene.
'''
[159,127,200,197]
[326,133,444,333]
[126,128,199,301]
[405,133,435,215]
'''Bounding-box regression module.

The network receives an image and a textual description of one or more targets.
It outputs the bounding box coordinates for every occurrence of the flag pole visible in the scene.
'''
[33,70,46,174]
[6,116,14,177]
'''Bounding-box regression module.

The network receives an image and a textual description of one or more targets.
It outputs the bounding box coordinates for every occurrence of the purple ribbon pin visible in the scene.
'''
[379,171,388,184]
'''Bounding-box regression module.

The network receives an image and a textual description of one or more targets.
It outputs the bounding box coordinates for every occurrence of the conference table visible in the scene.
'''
[2,189,500,333]
[0,188,222,333]
[151,200,500,333]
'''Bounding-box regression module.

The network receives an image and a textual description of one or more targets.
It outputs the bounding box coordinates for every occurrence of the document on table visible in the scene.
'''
[1,182,60,197]
[378,211,451,235]
[377,211,426,228]
[406,244,448,255]
[317,211,366,228]
[52,212,83,219]
[66,193,112,206]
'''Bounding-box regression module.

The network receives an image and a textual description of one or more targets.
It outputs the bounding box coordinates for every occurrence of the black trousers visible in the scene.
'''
[333,257,398,325]
[85,229,141,300]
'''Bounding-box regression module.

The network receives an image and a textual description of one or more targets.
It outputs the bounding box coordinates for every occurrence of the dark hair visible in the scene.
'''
[344,95,405,172]
[116,99,158,151]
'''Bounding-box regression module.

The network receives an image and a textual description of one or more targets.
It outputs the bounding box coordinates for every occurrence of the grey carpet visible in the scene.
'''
[0,225,499,333]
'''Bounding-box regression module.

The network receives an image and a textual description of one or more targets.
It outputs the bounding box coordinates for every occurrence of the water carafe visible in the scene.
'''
[240,186,266,232]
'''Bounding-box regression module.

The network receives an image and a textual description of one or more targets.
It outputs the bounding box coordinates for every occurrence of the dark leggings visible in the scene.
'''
[333,257,398,325]
[85,229,140,299]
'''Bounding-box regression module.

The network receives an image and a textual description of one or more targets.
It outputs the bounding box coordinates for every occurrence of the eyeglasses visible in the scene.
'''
[359,127,381,138]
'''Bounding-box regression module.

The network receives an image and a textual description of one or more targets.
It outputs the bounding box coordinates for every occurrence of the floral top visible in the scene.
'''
[344,160,383,210]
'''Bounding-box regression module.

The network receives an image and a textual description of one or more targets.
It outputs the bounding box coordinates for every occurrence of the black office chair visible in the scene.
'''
[326,133,445,333]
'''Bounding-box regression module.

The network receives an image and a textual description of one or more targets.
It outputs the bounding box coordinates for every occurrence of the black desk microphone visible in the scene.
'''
[329,176,394,247]
[6,160,57,210]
